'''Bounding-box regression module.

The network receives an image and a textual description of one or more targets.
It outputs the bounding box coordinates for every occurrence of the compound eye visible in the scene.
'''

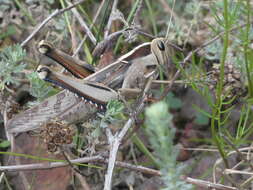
[157,40,165,51]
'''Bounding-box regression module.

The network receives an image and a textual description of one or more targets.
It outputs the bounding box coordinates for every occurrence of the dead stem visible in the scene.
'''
[21,0,86,47]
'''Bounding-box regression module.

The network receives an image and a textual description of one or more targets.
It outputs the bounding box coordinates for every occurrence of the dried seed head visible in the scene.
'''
[208,62,245,99]
[40,120,75,153]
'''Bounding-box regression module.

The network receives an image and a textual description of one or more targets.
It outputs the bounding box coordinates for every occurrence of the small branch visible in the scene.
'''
[99,159,161,176]
[131,27,155,39]
[224,169,253,176]
[67,1,97,45]
[103,107,145,190]
[184,176,237,190]
[0,155,102,172]
[158,0,179,21]
[103,78,149,189]
[74,172,91,190]
[73,0,106,57]
[0,154,160,176]
[103,137,120,190]
[221,134,253,170]
[0,152,240,189]
[21,0,86,47]
[60,147,86,177]
[213,147,253,188]
[0,172,5,184]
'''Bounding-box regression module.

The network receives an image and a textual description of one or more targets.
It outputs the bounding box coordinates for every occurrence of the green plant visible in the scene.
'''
[183,0,253,169]
[99,100,125,128]
[209,0,253,168]
[0,44,26,90]
[0,140,10,149]
[27,72,59,101]
[145,101,193,190]
[165,92,182,109]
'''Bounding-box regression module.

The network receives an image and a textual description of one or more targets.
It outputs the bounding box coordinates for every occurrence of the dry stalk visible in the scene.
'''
[21,0,86,47]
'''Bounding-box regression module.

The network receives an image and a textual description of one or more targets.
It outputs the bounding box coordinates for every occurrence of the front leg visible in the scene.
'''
[118,54,158,99]
[118,88,142,99]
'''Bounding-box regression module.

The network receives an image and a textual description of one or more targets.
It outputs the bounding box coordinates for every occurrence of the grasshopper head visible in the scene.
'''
[151,38,170,65]
[151,38,176,79]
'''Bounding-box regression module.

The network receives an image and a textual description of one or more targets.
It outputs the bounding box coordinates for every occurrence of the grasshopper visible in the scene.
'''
[6,38,176,134]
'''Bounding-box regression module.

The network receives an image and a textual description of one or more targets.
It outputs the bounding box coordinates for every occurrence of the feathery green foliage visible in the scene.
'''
[145,102,193,190]
[99,100,125,128]
[27,72,59,101]
[0,44,26,90]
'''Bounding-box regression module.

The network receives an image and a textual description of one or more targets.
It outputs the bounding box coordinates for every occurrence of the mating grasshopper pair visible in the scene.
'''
[6,38,176,133]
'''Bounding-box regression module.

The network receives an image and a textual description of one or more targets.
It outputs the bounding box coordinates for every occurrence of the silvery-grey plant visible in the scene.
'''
[145,101,193,190]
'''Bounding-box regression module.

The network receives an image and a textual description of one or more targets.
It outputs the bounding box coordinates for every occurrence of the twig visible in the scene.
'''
[60,147,86,177]
[165,0,176,39]
[240,174,253,188]
[103,76,152,190]
[103,105,146,190]
[73,0,106,57]
[103,135,121,190]
[0,155,103,172]
[224,169,253,176]
[0,154,160,176]
[213,147,253,188]
[158,0,179,22]
[74,172,91,190]
[67,1,97,45]
[152,79,214,84]
[0,172,4,185]
[0,151,241,189]
[103,105,145,190]
[184,176,237,190]
[221,134,253,170]
[131,27,155,39]
[99,159,161,176]
[21,0,86,47]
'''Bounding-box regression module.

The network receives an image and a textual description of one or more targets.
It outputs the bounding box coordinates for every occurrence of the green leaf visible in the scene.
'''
[27,72,59,101]
[165,92,182,109]
[46,0,55,4]
[0,25,16,40]
[0,44,26,89]
[0,140,11,148]
[99,100,125,128]
[106,100,124,117]
[194,112,209,125]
